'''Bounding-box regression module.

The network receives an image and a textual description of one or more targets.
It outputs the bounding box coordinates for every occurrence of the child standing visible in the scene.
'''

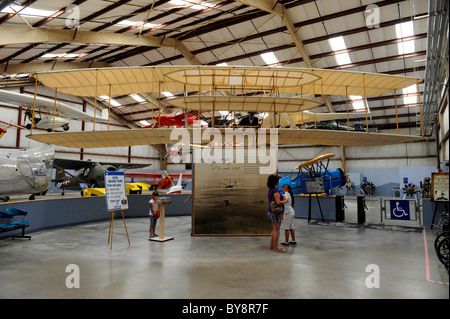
[281,184,296,246]
[149,191,161,239]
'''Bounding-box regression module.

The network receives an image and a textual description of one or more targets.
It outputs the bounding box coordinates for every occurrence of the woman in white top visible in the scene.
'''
[281,184,296,246]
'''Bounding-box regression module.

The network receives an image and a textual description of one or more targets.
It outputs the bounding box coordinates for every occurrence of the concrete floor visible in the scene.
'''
[0,210,448,299]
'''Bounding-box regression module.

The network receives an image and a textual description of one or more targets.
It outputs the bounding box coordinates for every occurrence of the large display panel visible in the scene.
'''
[192,146,277,235]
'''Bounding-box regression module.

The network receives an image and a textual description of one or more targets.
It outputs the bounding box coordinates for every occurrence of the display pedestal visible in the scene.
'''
[149,199,174,242]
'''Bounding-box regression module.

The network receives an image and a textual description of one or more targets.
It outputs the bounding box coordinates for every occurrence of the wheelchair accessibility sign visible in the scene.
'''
[388,200,411,220]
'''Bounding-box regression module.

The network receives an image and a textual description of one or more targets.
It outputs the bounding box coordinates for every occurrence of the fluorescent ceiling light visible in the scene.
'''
[402,85,417,104]
[130,94,146,103]
[161,92,173,97]
[1,5,56,17]
[261,52,279,65]
[216,62,228,66]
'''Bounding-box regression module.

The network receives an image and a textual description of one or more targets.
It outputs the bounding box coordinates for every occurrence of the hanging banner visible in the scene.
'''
[104,171,128,211]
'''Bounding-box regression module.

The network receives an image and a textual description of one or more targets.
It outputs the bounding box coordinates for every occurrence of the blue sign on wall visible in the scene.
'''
[389,200,410,220]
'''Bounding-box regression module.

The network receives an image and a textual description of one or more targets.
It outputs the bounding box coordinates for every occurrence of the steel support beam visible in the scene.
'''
[0,25,177,48]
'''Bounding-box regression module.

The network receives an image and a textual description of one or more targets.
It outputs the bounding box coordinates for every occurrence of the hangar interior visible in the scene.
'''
[0,0,448,299]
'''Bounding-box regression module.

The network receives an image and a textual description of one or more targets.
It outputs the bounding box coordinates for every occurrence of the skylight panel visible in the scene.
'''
[139,120,150,126]
[328,36,347,51]
[130,94,146,103]
[41,53,86,59]
[395,21,415,54]
[395,21,414,38]
[116,20,160,29]
[334,53,352,66]
[261,52,279,65]
[397,40,415,55]
[161,92,174,97]
[349,96,365,110]
[99,96,121,107]
[169,0,215,10]
[402,85,417,104]
[1,5,56,17]
[328,36,351,66]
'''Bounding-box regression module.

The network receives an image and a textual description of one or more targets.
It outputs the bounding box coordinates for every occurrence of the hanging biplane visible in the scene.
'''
[0,89,108,132]
[142,112,199,128]
[0,119,25,140]
[24,65,427,149]
[278,153,348,195]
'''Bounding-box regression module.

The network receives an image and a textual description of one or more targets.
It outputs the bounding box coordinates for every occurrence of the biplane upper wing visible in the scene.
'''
[293,153,336,171]
[33,65,420,98]
[26,127,427,149]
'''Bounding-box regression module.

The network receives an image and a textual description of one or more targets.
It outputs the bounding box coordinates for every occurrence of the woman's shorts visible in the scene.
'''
[281,214,295,230]
[149,215,157,226]
[267,211,283,223]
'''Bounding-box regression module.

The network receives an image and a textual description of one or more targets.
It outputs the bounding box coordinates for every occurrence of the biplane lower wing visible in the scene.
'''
[26,128,427,149]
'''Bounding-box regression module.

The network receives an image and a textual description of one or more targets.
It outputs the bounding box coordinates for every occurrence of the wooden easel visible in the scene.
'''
[307,193,325,223]
[107,210,131,250]
[148,199,174,242]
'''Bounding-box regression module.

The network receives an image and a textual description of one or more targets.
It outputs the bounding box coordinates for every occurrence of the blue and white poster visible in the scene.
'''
[105,171,128,211]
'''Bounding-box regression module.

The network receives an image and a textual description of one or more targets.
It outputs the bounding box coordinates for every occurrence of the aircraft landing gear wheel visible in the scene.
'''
[63,124,69,131]
[29,194,35,200]
[436,236,449,266]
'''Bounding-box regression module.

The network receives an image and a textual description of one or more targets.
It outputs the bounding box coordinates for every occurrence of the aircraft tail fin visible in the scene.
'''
[54,169,66,183]
[176,173,182,186]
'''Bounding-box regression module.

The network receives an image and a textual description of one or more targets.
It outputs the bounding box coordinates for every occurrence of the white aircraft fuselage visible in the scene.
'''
[0,144,54,200]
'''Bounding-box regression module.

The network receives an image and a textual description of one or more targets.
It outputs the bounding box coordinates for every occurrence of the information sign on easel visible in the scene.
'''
[104,171,130,250]
[430,172,449,228]
[301,177,325,223]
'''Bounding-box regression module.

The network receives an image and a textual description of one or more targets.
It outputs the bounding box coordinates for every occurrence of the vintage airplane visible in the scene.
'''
[278,153,347,195]
[0,88,108,132]
[0,119,25,140]
[166,173,184,194]
[142,112,199,128]
[0,144,55,201]
[54,158,151,194]
[125,170,192,190]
